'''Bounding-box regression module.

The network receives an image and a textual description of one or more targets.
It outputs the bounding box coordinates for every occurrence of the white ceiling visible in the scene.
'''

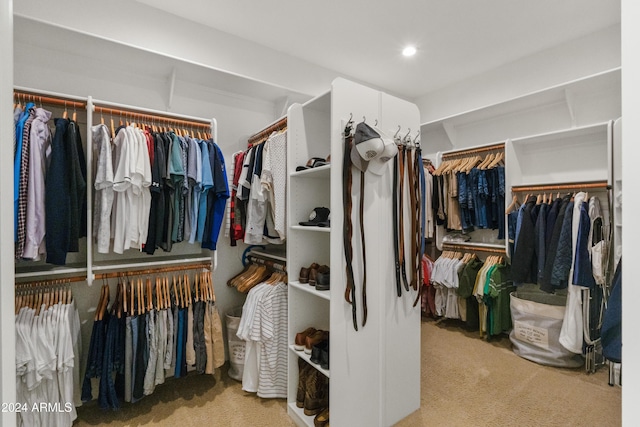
[136,0,620,98]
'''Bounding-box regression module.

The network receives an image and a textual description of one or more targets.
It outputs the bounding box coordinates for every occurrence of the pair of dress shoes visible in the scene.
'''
[299,263,330,290]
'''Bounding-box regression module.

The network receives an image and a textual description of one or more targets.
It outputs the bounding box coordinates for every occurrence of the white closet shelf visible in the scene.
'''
[290,225,331,233]
[421,68,620,146]
[289,345,330,378]
[91,256,212,272]
[287,403,316,427]
[290,164,331,179]
[15,264,87,279]
[247,250,287,262]
[289,281,331,300]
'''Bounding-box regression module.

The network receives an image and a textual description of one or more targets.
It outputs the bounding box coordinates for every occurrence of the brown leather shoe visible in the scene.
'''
[304,370,329,416]
[301,263,319,284]
[314,408,329,427]
[295,327,318,351]
[308,267,319,286]
[305,330,329,355]
[299,267,310,284]
[296,359,313,408]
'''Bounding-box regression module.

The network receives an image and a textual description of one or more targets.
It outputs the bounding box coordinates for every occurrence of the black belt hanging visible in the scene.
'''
[392,146,402,297]
[342,123,358,331]
[359,169,368,327]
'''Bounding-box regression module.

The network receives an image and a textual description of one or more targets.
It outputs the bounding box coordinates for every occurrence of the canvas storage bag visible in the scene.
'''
[509,291,583,368]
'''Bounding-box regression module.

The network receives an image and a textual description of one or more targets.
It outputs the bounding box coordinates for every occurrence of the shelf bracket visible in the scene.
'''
[167,66,177,111]
[564,88,576,127]
[442,121,457,147]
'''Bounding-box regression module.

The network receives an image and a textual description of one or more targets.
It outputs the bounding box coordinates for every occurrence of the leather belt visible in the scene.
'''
[342,126,358,331]
[407,144,418,291]
[359,170,368,327]
[398,145,410,292]
[392,148,402,297]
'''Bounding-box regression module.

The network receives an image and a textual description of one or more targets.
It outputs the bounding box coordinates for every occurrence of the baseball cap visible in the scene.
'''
[351,122,385,173]
[367,127,397,176]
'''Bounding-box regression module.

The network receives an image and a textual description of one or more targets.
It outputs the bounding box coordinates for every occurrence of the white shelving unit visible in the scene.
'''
[421,68,621,157]
[424,70,621,255]
[286,79,421,427]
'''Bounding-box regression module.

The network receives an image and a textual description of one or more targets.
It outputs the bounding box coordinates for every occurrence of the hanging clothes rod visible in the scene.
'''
[14,89,86,109]
[511,180,609,193]
[441,142,505,159]
[16,275,87,287]
[94,262,212,281]
[93,105,211,129]
[248,116,287,146]
[442,243,506,254]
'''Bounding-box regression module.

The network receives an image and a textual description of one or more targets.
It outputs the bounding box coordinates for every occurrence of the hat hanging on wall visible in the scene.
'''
[351,122,397,176]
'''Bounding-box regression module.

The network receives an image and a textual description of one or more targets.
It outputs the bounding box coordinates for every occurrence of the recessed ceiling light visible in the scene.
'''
[402,46,417,57]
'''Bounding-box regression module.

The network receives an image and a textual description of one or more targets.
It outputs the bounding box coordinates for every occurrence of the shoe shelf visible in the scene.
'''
[287,403,316,427]
[289,281,331,301]
[290,164,331,179]
[289,345,330,378]
[290,225,331,233]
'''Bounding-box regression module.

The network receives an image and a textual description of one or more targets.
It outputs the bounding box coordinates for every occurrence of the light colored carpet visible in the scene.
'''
[75,319,620,426]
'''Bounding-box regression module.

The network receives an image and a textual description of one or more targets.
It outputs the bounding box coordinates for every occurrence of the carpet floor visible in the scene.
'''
[75,318,621,426]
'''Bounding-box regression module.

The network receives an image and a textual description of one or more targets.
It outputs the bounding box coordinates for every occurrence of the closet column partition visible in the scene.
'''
[287,78,421,427]
[0,2,15,422]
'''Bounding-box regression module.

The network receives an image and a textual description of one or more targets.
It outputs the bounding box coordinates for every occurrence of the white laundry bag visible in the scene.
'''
[509,291,584,368]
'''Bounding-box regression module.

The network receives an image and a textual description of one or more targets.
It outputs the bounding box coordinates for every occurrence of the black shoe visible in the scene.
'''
[320,340,329,370]
[310,340,328,366]
[316,266,330,291]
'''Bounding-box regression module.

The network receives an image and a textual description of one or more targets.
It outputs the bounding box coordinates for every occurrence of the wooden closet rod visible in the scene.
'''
[441,142,505,159]
[511,180,609,193]
[442,243,506,255]
[93,105,211,129]
[94,262,211,280]
[14,90,86,109]
[248,117,287,146]
[16,275,87,287]
[247,255,287,273]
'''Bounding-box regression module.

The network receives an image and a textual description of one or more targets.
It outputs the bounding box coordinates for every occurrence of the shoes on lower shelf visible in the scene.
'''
[299,263,319,284]
[315,266,330,291]
[296,359,314,408]
[295,327,318,351]
[314,408,329,427]
[304,369,329,416]
[310,339,329,370]
[305,330,329,355]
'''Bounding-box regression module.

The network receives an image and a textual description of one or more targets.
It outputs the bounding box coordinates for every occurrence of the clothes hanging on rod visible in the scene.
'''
[424,250,513,338]
[237,279,288,398]
[15,283,81,427]
[231,128,288,246]
[14,95,87,265]
[432,148,505,239]
[91,120,229,255]
[509,188,610,355]
[81,267,224,410]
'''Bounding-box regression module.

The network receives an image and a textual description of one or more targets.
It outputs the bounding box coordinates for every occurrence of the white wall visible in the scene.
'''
[415,24,620,123]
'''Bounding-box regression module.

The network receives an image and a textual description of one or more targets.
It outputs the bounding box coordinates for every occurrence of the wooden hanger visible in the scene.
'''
[506,195,519,214]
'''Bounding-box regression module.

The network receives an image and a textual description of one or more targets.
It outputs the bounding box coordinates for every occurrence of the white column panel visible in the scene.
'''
[0,0,16,425]
[379,92,421,426]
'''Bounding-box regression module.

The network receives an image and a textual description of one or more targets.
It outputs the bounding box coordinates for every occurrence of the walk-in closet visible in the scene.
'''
[1,1,637,426]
